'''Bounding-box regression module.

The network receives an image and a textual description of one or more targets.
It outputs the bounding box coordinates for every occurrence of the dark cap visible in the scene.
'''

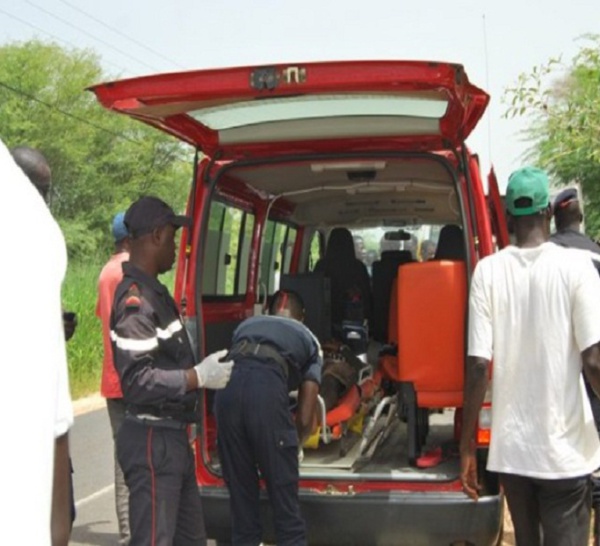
[552,187,578,214]
[124,196,191,238]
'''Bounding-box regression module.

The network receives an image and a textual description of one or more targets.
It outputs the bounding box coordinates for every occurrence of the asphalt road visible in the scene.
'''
[68,403,218,546]
[69,405,120,546]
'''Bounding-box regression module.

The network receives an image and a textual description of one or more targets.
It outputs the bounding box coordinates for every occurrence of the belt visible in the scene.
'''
[228,340,289,379]
[126,413,188,430]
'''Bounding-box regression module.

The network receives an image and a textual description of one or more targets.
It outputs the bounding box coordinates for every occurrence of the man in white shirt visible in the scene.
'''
[0,139,74,545]
[460,166,600,546]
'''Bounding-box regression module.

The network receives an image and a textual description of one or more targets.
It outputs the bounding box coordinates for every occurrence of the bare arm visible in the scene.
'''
[51,433,72,546]
[296,380,320,445]
[583,343,600,397]
[459,356,490,501]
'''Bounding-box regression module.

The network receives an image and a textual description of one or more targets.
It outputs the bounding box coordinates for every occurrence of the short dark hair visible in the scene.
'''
[554,201,582,230]
[10,146,51,197]
[269,289,304,320]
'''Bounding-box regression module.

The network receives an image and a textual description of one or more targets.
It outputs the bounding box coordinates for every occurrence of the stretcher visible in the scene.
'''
[302,366,386,458]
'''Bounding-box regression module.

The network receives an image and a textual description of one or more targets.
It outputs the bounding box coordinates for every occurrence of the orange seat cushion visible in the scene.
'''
[396,260,467,408]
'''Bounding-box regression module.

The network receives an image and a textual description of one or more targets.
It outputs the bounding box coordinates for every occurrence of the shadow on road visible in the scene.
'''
[70,521,119,546]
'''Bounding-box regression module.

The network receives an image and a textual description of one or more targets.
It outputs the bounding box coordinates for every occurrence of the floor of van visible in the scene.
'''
[300,409,460,482]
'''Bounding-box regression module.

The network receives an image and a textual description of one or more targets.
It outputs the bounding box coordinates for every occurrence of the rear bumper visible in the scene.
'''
[201,486,504,546]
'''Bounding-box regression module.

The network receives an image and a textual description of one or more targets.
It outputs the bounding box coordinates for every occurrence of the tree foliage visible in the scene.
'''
[504,35,600,237]
[0,40,193,258]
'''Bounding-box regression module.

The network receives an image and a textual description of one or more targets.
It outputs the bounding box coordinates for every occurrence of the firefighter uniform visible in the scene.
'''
[111,262,205,546]
[214,315,322,546]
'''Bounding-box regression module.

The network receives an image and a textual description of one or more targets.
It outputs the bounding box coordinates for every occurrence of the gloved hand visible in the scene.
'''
[194,349,234,389]
[298,447,304,464]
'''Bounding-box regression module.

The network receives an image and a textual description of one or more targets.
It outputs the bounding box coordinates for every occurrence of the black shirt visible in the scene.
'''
[551,228,600,274]
[551,228,600,254]
[110,262,199,421]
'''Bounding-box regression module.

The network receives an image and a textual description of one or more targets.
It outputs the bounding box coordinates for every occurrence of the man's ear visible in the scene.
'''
[151,227,163,245]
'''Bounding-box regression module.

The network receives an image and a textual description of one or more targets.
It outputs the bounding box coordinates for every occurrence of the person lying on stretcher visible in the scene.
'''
[320,339,365,411]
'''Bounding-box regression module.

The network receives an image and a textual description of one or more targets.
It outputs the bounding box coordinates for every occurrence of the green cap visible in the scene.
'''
[505,167,550,216]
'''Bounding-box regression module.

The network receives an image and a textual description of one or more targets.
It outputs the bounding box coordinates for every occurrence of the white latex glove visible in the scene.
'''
[194,349,234,389]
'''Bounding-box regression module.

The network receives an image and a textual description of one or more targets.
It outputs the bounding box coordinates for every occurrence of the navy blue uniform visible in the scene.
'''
[551,229,600,508]
[214,315,322,546]
[111,262,205,546]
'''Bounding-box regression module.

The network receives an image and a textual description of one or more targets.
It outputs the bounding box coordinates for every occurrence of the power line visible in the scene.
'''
[56,0,185,70]
[23,0,160,73]
[0,80,140,143]
[0,6,129,75]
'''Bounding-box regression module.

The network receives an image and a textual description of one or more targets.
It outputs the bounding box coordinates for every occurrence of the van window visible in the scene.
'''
[308,231,322,271]
[202,201,255,297]
[260,220,297,295]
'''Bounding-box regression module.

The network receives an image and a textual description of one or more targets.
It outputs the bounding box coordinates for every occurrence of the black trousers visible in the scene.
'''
[214,362,306,546]
[117,417,206,546]
[500,472,592,546]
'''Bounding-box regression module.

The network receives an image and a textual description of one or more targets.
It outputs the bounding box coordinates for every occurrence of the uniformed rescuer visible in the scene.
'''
[214,290,322,546]
[111,195,234,546]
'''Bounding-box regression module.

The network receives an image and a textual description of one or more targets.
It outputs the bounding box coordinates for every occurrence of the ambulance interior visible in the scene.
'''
[204,154,471,483]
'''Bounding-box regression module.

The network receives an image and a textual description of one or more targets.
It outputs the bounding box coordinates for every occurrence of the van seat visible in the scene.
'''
[377,259,467,464]
[396,260,466,407]
[371,250,414,342]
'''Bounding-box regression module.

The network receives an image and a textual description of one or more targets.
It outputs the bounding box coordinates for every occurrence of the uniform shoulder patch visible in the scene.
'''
[125,283,142,310]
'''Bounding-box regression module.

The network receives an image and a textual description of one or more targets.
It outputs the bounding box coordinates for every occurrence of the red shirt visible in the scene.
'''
[96,252,129,398]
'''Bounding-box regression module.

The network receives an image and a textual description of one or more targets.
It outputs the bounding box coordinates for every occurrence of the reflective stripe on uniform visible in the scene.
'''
[111,331,159,352]
[156,320,183,340]
[110,320,182,352]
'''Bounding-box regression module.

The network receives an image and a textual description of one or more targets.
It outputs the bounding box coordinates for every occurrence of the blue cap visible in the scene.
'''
[112,212,128,242]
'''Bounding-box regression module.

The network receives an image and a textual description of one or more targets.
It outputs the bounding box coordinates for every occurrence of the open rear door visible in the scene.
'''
[89,61,489,159]
[487,167,509,249]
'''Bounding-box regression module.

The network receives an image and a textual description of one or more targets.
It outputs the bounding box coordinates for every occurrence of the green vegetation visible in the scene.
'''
[63,261,103,399]
[0,39,193,260]
[0,40,192,398]
[504,34,600,237]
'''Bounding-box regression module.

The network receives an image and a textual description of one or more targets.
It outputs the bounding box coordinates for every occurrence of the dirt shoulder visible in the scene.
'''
[73,392,106,416]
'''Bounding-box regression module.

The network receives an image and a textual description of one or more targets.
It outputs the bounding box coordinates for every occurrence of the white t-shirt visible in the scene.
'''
[469,242,600,479]
[0,140,73,543]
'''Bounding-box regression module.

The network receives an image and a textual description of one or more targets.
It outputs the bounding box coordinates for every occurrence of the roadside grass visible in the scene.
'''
[62,261,103,399]
[62,259,174,399]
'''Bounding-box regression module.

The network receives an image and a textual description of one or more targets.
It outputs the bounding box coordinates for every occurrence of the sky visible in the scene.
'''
[1,0,599,190]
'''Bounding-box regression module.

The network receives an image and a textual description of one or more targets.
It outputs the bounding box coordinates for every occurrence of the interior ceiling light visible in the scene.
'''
[310,161,386,172]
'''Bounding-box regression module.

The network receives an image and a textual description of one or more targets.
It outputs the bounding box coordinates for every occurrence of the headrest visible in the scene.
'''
[381,250,413,264]
[434,225,465,261]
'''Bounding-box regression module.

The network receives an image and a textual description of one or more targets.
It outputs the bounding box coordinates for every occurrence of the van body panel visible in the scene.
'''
[200,486,503,546]
[488,168,510,249]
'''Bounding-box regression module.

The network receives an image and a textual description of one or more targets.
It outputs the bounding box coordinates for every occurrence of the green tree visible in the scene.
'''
[0,40,193,258]
[504,35,600,237]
